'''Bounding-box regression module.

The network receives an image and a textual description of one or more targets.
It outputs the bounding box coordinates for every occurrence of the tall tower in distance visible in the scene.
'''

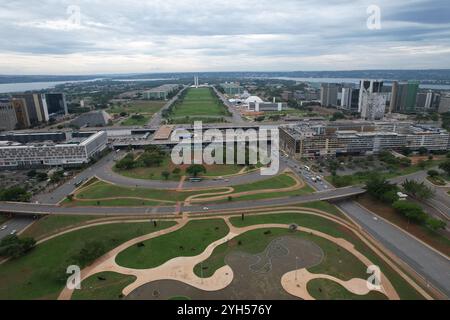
[193,76,199,88]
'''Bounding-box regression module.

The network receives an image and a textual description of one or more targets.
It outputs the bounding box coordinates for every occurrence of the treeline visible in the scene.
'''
[115,146,166,170]
[365,175,446,231]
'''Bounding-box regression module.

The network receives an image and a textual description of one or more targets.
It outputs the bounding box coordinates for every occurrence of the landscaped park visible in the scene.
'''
[62,171,313,207]
[107,100,166,126]
[0,203,428,300]
[164,87,231,124]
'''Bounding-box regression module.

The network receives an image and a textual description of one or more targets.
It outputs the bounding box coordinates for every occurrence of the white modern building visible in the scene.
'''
[359,80,387,120]
[0,131,108,168]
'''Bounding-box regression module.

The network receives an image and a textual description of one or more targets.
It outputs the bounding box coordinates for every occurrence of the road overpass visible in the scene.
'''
[0,186,366,216]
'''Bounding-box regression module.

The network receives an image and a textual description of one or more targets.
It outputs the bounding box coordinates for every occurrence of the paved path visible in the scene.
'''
[59,212,399,300]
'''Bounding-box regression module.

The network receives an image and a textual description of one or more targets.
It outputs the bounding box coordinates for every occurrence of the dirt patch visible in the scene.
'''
[356,194,450,257]
[126,236,324,300]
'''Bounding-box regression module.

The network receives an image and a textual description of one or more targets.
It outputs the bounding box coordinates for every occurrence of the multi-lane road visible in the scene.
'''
[282,156,450,298]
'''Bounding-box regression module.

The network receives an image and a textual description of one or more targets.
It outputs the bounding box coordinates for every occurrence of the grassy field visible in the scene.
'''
[307,278,388,300]
[326,159,443,187]
[114,153,244,181]
[195,173,313,203]
[22,215,103,239]
[0,221,176,300]
[72,272,136,300]
[73,181,228,204]
[294,201,346,218]
[116,219,229,269]
[121,114,150,126]
[109,100,166,115]
[66,173,303,207]
[194,213,423,300]
[170,88,229,118]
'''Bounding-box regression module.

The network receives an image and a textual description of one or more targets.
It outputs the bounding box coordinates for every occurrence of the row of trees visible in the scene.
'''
[115,146,166,170]
[0,235,36,259]
[0,186,31,202]
[364,175,446,231]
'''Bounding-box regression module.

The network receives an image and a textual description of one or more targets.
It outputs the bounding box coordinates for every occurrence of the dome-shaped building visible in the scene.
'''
[244,96,264,104]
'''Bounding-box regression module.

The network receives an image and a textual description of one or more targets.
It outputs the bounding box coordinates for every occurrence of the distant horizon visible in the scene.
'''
[1,68,450,77]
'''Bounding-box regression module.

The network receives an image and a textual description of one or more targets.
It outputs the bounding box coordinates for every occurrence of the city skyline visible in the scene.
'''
[0,0,449,74]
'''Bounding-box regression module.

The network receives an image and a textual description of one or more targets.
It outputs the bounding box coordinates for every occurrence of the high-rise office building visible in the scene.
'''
[45,93,68,117]
[358,80,386,121]
[390,81,419,113]
[438,94,450,114]
[11,98,30,129]
[320,83,339,107]
[340,87,352,110]
[0,99,18,131]
[13,93,49,125]
[389,81,399,113]
[416,91,436,110]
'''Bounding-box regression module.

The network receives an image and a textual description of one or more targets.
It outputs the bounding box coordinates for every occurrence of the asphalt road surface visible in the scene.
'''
[283,156,450,298]
[0,216,36,240]
[337,200,450,297]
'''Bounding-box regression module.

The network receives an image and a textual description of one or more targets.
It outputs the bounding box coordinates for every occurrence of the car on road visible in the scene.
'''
[203,207,209,210]
[10,230,17,235]
[1,225,7,231]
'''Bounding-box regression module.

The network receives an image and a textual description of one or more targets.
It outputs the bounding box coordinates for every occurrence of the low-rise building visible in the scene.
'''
[142,84,179,100]
[280,120,450,158]
[0,131,108,168]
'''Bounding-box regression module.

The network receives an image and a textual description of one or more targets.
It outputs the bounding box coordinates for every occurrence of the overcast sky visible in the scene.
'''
[0,0,449,74]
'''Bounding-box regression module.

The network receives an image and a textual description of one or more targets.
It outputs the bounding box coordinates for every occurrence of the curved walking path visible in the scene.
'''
[282,269,386,300]
[68,171,304,206]
[58,212,400,300]
[186,172,304,204]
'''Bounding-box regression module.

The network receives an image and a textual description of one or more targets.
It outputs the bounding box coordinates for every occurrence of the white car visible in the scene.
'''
[0,225,7,231]
[203,207,209,210]
[10,230,17,235]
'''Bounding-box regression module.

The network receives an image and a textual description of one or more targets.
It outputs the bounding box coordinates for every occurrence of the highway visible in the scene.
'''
[282,156,450,298]
[0,216,36,240]
[337,200,450,297]
[212,86,245,124]
[147,86,189,128]
[0,185,366,216]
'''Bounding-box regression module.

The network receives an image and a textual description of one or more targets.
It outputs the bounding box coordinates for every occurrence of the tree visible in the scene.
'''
[392,201,427,224]
[71,241,105,268]
[427,170,439,178]
[161,170,170,180]
[417,160,427,169]
[172,167,181,176]
[0,235,36,259]
[418,147,428,155]
[402,179,434,200]
[439,160,450,176]
[0,187,31,202]
[426,218,446,231]
[115,153,135,170]
[365,175,399,204]
[330,112,345,121]
[186,164,206,177]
